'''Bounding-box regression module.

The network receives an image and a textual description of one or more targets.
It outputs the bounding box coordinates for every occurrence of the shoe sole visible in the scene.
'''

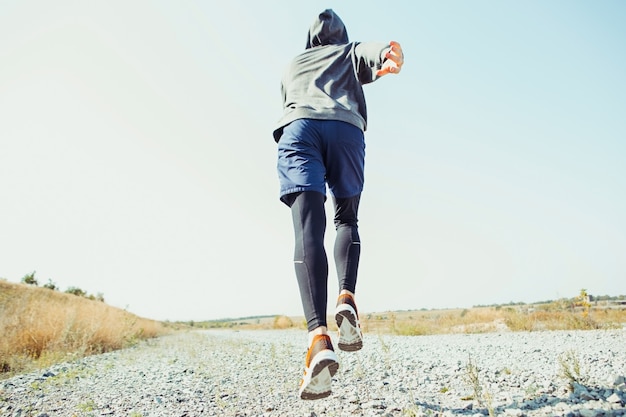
[335,304,363,352]
[299,349,339,400]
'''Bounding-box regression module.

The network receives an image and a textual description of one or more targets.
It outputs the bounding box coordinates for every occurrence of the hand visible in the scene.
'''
[376,41,404,77]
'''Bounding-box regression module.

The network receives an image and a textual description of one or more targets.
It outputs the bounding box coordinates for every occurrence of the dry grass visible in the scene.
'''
[359,308,506,335]
[272,315,295,329]
[363,304,625,336]
[0,281,168,378]
[217,302,626,335]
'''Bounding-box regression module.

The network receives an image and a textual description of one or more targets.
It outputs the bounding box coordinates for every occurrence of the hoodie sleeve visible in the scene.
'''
[352,42,391,85]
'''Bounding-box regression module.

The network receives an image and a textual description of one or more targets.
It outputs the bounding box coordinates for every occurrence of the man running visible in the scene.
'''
[273,9,404,400]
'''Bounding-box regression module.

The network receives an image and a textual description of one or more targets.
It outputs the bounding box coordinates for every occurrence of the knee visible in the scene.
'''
[334,195,360,228]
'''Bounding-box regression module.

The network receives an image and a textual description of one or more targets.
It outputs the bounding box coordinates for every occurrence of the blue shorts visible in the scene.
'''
[277,119,365,204]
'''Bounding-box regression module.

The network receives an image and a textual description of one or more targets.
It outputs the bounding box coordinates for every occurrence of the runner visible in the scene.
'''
[273,9,404,400]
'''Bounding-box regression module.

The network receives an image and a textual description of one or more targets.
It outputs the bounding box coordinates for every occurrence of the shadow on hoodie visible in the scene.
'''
[306,9,349,48]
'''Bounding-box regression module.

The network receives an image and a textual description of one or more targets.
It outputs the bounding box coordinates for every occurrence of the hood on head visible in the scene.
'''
[306,9,349,49]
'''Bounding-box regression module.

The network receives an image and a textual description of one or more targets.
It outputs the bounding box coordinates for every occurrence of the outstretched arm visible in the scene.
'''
[376,41,404,77]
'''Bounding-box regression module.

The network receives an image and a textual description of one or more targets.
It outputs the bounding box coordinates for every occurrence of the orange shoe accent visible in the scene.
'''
[304,334,334,367]
[299,334,339,400]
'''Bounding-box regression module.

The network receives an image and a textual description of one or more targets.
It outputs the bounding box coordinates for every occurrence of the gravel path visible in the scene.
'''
[2,329,625,417]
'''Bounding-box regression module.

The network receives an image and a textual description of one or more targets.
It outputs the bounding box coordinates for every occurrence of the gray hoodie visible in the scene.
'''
[273,9,390,142]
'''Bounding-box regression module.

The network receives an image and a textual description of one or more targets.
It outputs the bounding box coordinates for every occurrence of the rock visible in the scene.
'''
[580,391,596,401]
[573,382,588,394]
[579,409,602,417]
[573,384,596,401]
[363,400,386,409]
[607,393,622,404]
[347,395,359,404]
[554,401,569,410]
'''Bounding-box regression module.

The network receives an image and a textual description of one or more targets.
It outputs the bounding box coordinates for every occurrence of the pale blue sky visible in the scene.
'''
[1,1,624,321]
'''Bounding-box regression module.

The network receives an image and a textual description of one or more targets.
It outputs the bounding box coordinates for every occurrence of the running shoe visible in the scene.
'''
[299,334,339,400]
[334,293,363,351]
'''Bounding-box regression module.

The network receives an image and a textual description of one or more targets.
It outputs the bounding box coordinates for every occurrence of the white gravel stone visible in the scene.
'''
[1,329,626,416]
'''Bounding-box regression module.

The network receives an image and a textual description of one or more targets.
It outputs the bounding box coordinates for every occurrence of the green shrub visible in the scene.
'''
[21,271,38,286]
[65,287,86,297]
[43,279,57,291]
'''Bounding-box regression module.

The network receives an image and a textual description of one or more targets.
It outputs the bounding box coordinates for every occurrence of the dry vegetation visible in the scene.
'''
[0,280,168,378]
[3,279,624,381]
[361,303,626,335]
[195,293,626,336]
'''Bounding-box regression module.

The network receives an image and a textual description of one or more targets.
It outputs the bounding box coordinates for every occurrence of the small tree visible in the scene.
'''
[43,279,58,291]
[21,271,38,286]
[65,286,86,297]
[576,289,591,317]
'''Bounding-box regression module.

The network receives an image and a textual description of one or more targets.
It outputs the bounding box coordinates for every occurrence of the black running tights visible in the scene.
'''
[286,191,361,331]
